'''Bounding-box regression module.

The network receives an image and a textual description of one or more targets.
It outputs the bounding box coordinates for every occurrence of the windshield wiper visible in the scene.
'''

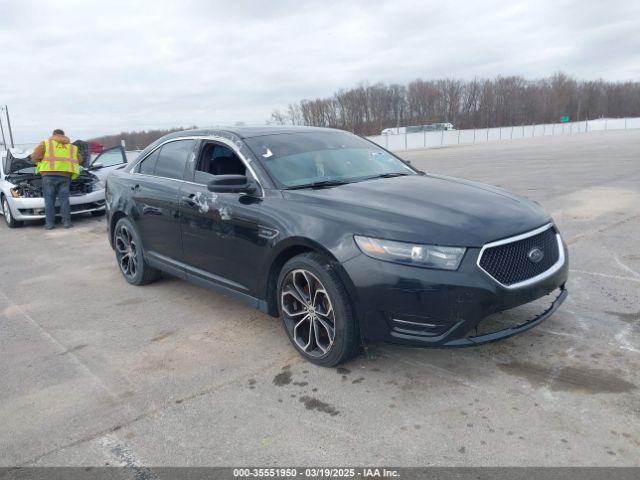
[360,172,411,181]
[286,179,350,190]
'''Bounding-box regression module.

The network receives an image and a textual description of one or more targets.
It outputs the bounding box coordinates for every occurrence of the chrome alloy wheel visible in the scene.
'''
[115,224,138,279]
[281,269,336,357]
[3,198,11,225]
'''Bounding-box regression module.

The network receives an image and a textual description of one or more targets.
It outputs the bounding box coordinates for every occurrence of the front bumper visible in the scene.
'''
[342,241,569,348]
[6,189,106,220]
[429,286,567,347]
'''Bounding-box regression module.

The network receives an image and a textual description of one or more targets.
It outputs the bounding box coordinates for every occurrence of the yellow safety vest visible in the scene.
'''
[36,139,81,180]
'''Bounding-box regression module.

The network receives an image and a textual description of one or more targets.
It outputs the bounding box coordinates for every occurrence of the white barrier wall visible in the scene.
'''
[367,117,640,151]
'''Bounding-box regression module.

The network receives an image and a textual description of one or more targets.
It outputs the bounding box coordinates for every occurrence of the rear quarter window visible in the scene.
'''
[137,148,160,175]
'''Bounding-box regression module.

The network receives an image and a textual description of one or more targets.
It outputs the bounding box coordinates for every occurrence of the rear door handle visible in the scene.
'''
[130,184,140,191]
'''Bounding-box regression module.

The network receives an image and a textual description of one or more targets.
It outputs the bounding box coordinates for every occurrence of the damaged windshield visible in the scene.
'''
[244,131,415,188]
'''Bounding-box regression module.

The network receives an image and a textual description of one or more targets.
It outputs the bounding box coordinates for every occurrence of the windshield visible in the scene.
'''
[244,131,415,188]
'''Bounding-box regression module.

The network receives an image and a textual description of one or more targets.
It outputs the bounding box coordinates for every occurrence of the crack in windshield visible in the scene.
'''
[244,131,416,189]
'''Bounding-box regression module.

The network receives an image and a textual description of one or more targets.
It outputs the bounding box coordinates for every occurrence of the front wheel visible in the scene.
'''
[113,217,161,285]
[2,196,23,228]
[278,253,359,366]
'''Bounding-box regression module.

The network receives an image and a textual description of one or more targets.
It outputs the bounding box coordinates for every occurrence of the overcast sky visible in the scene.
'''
[1,0,639,144]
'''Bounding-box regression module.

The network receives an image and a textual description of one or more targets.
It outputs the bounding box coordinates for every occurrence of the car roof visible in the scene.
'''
[164,125,345,140]
[132,125,352,167]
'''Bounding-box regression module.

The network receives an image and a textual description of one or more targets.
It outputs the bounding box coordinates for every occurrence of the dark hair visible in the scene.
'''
[52,129,65,135]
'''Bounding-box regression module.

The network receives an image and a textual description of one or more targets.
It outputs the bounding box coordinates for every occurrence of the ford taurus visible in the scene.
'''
[105,127,568,366]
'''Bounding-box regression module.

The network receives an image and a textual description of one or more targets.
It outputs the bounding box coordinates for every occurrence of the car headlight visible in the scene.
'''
[354,235,466,270]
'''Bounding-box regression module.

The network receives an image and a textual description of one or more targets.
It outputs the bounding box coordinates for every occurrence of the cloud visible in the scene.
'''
[1,0,638,143]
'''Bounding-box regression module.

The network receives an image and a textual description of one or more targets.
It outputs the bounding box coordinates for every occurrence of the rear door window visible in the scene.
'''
[154,140,196,180]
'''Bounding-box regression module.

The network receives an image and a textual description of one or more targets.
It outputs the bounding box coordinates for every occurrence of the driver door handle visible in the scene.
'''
[184,193,198,208]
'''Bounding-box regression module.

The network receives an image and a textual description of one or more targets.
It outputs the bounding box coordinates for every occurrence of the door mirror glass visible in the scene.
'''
[207,175,256,194]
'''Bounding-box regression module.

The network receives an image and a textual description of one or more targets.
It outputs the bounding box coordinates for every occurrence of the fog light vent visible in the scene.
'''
[389,315,452,337]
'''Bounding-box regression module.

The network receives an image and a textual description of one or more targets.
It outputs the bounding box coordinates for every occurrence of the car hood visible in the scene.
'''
[282,174,551,247]
[4,149,99,184]
[4,149,35,174]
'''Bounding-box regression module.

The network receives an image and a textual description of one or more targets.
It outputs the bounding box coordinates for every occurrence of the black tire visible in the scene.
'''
[2,195,23,228]
[277,252,359,366]
[91,210,106,217]
[113,217,161,285]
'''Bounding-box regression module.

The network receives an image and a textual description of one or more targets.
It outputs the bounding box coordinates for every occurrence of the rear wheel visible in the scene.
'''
[114,217,161,285]
[2,196,23,228]
[278,253,359,366]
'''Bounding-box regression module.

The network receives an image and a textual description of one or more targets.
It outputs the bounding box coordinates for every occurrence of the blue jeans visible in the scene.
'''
[42,175,71,226]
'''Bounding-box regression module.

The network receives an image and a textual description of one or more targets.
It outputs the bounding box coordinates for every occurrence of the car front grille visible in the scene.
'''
[70,182,93,196]
[478,225,561,287]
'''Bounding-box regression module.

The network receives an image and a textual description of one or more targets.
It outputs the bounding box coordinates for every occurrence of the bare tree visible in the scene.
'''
[90,127,195,150]
[269,110,287,125]
[270,73,640,136]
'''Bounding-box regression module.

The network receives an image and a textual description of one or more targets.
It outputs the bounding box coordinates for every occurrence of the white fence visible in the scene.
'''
[5,117,639,156]
[367,117,640,151]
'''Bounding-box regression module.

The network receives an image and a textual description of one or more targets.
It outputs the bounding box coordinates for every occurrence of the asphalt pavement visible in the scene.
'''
[1,129,639,467]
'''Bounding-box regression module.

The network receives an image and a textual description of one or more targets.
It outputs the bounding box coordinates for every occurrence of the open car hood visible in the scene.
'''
[4,149,36,174]
[4,149,100,183]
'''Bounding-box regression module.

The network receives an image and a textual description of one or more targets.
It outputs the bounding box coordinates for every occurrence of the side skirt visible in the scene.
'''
[146,251,268,313]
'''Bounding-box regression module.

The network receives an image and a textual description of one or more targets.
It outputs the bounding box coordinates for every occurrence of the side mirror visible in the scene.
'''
[90,162,104,170]
[207,175,256,194]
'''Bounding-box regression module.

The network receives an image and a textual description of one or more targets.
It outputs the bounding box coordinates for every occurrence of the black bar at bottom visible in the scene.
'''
[1,467,639,480]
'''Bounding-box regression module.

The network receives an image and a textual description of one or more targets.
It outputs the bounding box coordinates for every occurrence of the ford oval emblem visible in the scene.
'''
[527,247,544,263]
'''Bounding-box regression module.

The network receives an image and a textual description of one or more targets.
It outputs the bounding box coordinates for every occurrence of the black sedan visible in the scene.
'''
[105,126,568,366]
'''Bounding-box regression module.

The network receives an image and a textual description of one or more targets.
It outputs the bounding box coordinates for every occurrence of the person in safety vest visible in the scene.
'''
[31,129,83,230]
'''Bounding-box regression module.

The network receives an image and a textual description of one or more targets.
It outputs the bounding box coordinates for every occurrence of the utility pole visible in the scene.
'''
[0,113,7,150]
[5,105,15,148]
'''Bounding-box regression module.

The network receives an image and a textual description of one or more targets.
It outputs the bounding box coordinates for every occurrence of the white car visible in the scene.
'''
[0,146,127,228]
